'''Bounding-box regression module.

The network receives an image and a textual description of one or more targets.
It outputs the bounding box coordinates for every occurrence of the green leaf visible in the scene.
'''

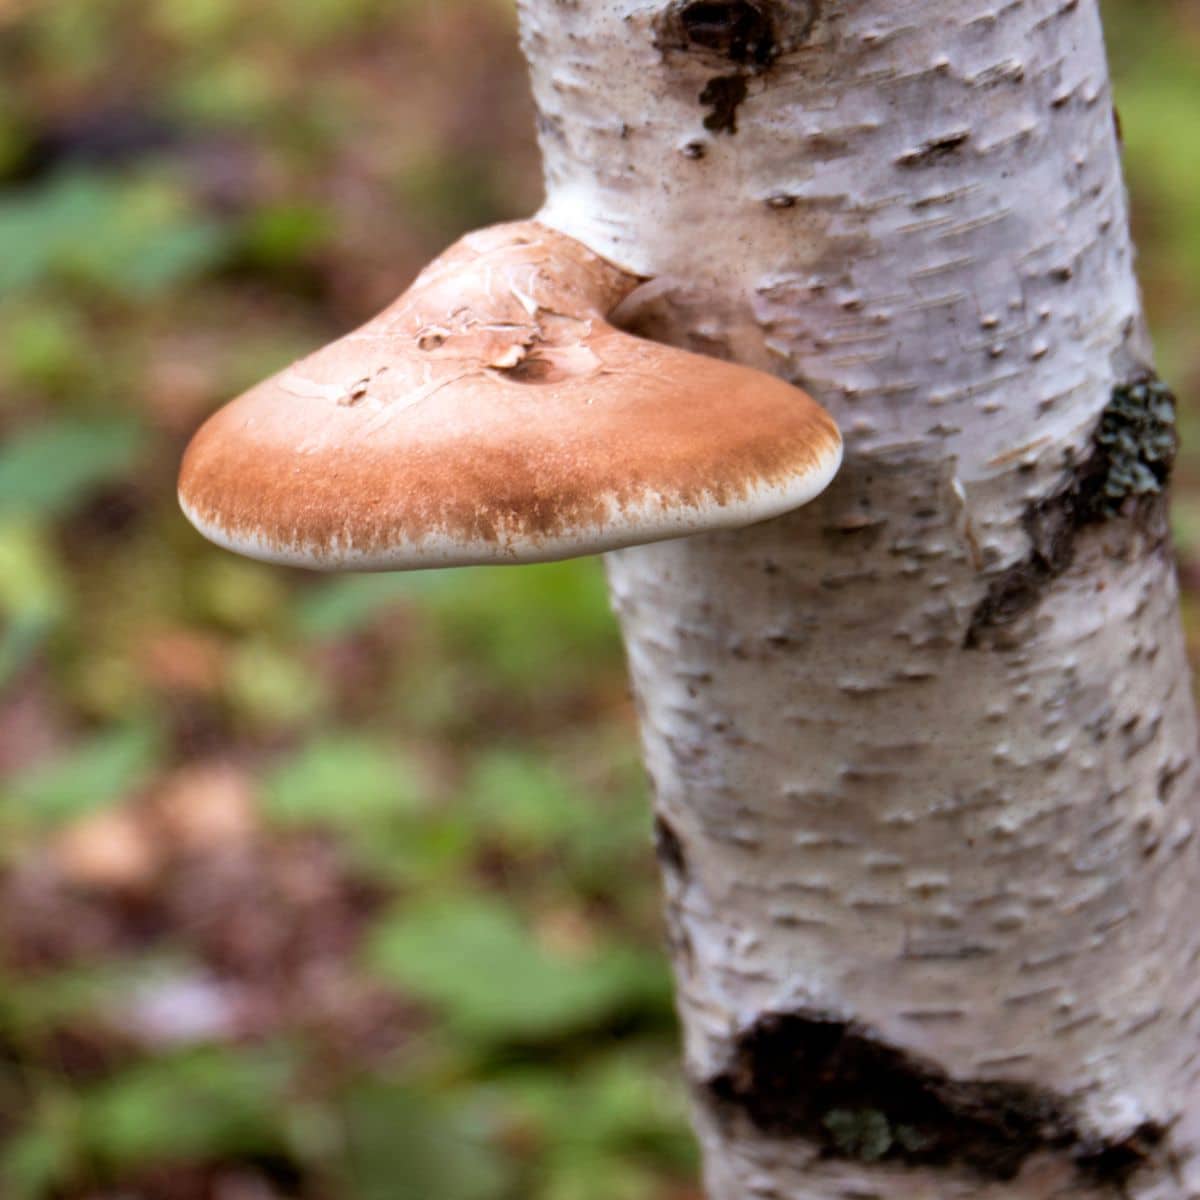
[123,218,231,296]
[292,572,436,639]
[240,202,332,266]
[0,302,88,394]
[0,519,67,686]
[0,170,234,299]
[4,723,160,829]
[78,1046,295,1171]
[0,615,50,688]
[366,895,671,1044]
[494,1056,695,1200]
[0,1128,72,1200]
[505,1055,695,1170]
[537,1157,660,1200]
[225,638,326,727]
[348,809,476,890]
[463,741,653,894]
[338,1082,510,1200]
[463,751,583,854]
[198,557,289,629]
[0,418,145,519]
[263,734,425,828]
[429,561,621,696]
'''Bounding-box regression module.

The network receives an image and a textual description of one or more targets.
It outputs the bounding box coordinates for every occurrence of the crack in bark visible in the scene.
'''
[705,1010,1167,1186]
[653,814,689,877]
[965,373,1177,650]
[897,131,971,168]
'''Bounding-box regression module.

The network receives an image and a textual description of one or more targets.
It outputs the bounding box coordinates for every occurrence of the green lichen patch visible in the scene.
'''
[1091,378,1177,515]
[822,1108,894,1163]
[820,1108,936,1165]
[965,372,1177,649]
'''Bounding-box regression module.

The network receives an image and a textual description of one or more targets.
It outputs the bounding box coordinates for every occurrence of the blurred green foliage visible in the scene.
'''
[367,894,672,1045]
[5,723,159,833]
[0,418,146,518]
[0,1,1196,1198]
[0,171,234,299]
[1102,0,1200,388]
[334,1081,510,1200]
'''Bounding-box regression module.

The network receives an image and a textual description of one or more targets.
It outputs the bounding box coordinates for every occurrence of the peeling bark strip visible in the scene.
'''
[966,376,1177,649]
[706,1011,1166,1186]
[521,0,1200,1195]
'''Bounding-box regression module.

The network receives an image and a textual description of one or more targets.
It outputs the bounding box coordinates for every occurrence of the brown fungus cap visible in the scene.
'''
[178,222,842,570]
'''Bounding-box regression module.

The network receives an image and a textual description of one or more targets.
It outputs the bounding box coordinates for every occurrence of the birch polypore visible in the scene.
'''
[519,0,1200,1196]
[179,222,840,569]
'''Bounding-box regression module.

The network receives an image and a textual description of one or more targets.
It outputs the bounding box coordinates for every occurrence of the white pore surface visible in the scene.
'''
[179,439,842,570]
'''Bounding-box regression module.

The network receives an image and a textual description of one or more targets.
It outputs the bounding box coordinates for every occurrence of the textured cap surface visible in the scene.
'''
[179,222,842,570]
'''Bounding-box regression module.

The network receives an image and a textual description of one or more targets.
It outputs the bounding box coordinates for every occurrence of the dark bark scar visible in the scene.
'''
[653,814,689,877]
[654,1,819,135]
[678,0,778,65]
[705,1009,1169,1187]
[700,73,750,133]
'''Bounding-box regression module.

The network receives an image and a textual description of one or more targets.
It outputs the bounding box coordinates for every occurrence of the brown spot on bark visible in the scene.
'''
[706,1010,1167,1187]
[700,73,749,134]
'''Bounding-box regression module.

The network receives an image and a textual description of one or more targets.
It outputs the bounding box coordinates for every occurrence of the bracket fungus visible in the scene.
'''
[179,221,841,569]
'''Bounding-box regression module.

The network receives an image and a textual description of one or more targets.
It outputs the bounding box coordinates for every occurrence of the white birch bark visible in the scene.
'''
[517,1,1200,1197]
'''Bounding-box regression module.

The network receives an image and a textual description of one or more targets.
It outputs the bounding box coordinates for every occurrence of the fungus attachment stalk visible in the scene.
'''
[179,221,841,571]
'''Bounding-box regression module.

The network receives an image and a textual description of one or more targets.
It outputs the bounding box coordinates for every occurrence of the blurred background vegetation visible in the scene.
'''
[0,2,1196,1198]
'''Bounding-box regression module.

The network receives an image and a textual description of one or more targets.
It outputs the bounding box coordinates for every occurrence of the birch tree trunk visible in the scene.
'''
[517,1,1200,1196]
